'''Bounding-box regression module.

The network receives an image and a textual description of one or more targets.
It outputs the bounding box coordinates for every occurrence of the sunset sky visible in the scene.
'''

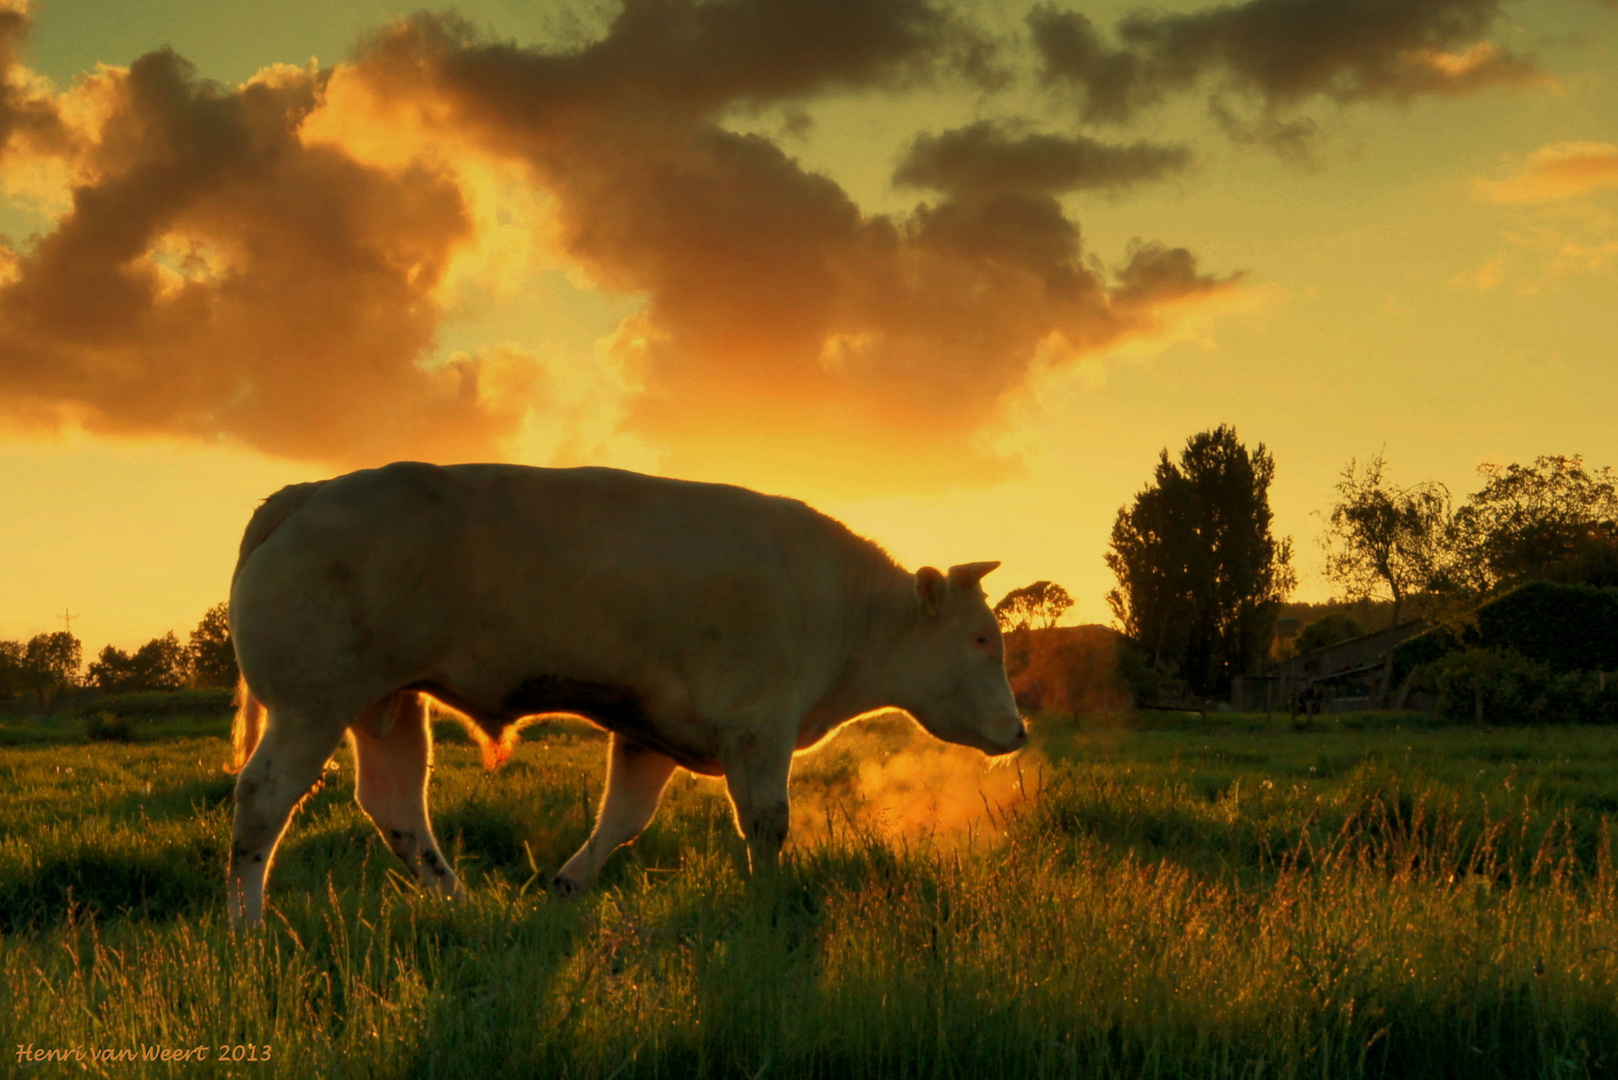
[1,0,1615,654]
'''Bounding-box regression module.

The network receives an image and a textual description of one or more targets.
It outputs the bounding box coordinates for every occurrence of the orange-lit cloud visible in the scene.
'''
[0,0,1239,494]
[344,10,1235,492]
[0,36,544,466]
[1475,141,1618,204]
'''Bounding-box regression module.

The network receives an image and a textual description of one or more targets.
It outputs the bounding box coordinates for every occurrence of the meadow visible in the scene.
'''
[1,702,1616,1078]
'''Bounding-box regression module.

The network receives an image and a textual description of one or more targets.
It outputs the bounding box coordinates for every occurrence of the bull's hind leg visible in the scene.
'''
[350,693,461,898]
[552,734,676,899]
[228,714,347,926]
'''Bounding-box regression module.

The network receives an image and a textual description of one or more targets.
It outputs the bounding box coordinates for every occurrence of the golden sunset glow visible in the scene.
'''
[2,0,1616,656]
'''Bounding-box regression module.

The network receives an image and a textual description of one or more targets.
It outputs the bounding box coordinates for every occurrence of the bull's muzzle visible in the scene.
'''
[988,717,1028,755]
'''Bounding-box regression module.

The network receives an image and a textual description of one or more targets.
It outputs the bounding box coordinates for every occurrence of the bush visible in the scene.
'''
[1393,581,1618,687]
[1417,648,1618,725]
[1006,626,1133,714]
[74,688,233,719]
[1390,624,1462,684]
[85,712,135,743]
[1475,580,1618,671]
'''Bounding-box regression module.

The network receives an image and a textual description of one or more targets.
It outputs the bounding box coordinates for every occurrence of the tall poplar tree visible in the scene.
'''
[1106,426,1294,696]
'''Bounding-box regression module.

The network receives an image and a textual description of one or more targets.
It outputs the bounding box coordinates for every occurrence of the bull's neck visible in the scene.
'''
[800,563,920,741]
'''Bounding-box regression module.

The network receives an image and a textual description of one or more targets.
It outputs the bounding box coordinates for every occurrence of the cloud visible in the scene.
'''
[0,3,68,163]
[1475,141,1618,204]
[892,120,1190,199]
[0,0,1235,496]
[0,45,544,465]
[1031,0,1541,153]
[338,11,1236,494]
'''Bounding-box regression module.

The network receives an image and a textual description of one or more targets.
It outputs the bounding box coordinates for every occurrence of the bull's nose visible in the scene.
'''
[1013,724,1028,746]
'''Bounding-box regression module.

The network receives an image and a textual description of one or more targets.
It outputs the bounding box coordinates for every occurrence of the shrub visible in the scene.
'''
[1391,623,1462,685]
[1393,581,1618,687]
[1475,580,1618,671]
[1418,648,1618,725]
[85,712,135,743]
[74,688,233,719]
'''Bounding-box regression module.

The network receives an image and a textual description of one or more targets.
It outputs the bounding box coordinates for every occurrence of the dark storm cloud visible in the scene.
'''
[1030,0,1540,134]
[355,0,1000,133]
[0,47,540,464]
[345,9,1234,491]
[0,5,66,160]
[893,120,1190,199]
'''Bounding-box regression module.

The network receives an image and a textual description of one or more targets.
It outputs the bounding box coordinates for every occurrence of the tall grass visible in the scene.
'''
[1,714,1615,1077]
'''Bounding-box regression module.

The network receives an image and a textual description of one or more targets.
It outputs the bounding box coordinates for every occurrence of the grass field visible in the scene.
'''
[2,706,1616,1077]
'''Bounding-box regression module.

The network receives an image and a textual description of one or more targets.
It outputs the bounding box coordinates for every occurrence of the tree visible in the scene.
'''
[1106,425,1294,697]
[87,645,135,692]
[1449,455,1618,593]
[993,581,1074,632]
[1321,455,1451,630]
[189,602,238,688]
[87,632,190,692]
[0,639,24,699]
[23,631,81,702]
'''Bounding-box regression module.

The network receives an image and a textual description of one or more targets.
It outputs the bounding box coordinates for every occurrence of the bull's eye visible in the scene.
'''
[974,634,989,646]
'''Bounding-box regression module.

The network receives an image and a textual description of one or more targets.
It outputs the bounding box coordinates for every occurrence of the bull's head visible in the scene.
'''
[891,561,1026,755]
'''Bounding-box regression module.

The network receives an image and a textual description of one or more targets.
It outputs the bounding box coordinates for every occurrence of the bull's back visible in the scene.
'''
[442,465,826,683]
[232,463,843,727]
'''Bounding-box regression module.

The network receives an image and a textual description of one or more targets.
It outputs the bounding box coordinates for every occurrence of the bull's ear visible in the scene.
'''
[916,566,946,616]
[947,561,1001,590]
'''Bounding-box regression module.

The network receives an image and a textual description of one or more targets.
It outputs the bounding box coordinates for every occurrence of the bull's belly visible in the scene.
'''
[406,675,725,776]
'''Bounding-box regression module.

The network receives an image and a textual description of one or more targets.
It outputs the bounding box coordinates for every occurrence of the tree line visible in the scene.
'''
[1322,452,1617,623]
[989,428,1617,706]
[0,603,237,703]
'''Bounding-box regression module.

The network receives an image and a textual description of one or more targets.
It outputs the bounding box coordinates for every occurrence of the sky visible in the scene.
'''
[0,0,1615,655]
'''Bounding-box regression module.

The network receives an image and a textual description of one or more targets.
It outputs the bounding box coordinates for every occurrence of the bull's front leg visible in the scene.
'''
[721,734,794,876]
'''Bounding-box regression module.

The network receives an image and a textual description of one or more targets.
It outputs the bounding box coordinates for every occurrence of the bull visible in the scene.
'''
[226,462,1024,925]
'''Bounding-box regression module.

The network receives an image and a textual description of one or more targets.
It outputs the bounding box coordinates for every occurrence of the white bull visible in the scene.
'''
[225,462,1024,924]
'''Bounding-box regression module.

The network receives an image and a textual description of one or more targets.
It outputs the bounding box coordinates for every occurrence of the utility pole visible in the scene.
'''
[58,608,79,636]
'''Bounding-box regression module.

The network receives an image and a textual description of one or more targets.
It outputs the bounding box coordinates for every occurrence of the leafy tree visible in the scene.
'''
[0,639,23,699]
[1449,455,1618,593]
[87,645,133,692]
[23,631,81,702]
[134,631,190,689]
[87,632,190,692]
[1106,425,1294,697]
[189,602,238,688]
[993,581,1075,632]
[1321,455,1451,630]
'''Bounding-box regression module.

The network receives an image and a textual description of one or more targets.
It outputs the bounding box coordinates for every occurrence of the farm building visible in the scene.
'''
[1232,620,1429,714]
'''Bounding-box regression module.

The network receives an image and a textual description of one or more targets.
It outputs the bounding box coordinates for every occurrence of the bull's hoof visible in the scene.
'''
[548,874,580,900]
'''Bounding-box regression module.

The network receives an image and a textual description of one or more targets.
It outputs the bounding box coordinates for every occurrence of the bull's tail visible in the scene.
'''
[425,696,521,770]
[227,676,266,773]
